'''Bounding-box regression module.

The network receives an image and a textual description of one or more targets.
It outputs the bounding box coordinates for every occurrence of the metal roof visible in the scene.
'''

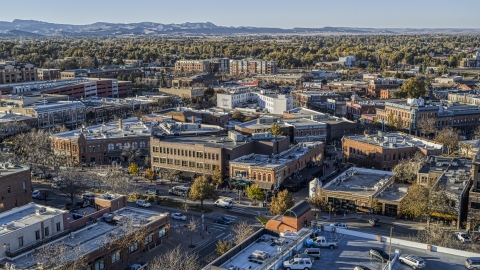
[283,200,311,219]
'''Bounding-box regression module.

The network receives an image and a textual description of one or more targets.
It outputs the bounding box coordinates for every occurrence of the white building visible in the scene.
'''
[338,55,356,67]
[217,87,293,114]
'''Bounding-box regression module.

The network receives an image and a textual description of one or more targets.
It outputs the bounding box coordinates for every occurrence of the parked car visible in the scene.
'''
[368,218,380,227]
[369,248,390,262]
[330,222,348,229]
[454,232,472,243]
[214,198,233,209]
[32,190,41,199]
[305,236,338,249]
[102,212,115,223]
[129,262,148,270]
[399,254,426,269]
[82,193,96,201]
[303,248,321,259]
[214,216,232,225]
[136,200,151,208]
[51,183,62,189]
[145,189,158,195]
[282,257,313,270]
[465,257,480,269]
[171,213,186,221]
[72,213,84,220]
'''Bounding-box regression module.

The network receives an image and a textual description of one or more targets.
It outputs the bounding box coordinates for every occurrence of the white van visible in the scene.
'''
[214,198,233,208]
[283,257,313,269]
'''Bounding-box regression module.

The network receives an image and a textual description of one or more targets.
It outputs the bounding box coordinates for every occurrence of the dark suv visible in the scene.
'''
[369,248,390,262]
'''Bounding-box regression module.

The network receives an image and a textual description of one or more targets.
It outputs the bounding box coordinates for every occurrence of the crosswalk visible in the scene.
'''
[207,214,237,241]
[229,206,248,213]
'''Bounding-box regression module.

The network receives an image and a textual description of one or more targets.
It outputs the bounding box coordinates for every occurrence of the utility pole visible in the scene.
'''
[388,226,395,270]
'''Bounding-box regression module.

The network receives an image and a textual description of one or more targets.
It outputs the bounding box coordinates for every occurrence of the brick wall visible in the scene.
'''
[0,169,32,213]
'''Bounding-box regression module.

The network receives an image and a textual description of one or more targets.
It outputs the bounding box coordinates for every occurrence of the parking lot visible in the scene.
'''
[305,233,467,270]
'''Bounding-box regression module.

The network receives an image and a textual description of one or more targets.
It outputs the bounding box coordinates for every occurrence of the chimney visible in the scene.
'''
[191,117,195,123]
[118,119,123,130]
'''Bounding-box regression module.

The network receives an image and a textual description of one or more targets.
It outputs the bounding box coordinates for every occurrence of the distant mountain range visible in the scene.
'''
[1,19,480,37]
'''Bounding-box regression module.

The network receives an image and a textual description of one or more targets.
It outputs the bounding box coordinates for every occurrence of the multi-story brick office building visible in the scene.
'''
[229,141,323,189]
[367,78,402,98]
[343,131,443,171]
[51,118,152,166]
[60,66,143,80]
[0,163,32,213]
[150,130,290,178]
[229,59,278,75]
[0,61,37,85]
[346,94,384,120]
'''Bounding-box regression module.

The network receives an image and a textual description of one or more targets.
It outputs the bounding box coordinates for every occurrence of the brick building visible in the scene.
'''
[0,61,37,85]
[150,131,290,178]
[229,141,323,190]
[153,107,229,127]
[346,94,384,120]
[380,89,398,99]
[51,118,152,166]
[265,201,312,233]
[0,164,32,213]
[229,59,278,75]
[367,78,401,98]
[37,69,61,81]
[60,66,143,80]
[343,132,443,171]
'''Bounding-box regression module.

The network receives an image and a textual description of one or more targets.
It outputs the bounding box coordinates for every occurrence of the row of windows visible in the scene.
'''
[15,223,61,249]
[80,141,150,153]
[349,147,413,161]
[153,157,217,170]
[152,147,219,160]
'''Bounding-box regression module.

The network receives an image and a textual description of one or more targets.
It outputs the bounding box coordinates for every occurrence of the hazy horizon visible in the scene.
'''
[3,0,480,29]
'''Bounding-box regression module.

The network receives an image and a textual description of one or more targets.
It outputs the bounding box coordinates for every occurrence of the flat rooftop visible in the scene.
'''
[9,207,168,269]
[155,134,253,149]
[219,228,311,270]
[0,203,66,237]
[0,163,30,177]
[53,117,152,140]
[323,168,394,197]
[345,132,443,150]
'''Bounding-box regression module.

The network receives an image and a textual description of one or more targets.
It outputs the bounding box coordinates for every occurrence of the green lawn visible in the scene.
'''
[256,216,271,226]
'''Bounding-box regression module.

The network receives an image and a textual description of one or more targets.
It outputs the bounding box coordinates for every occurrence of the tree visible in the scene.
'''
[232,221,254,245]
[58,170,89,204]
[270,122,283,136]
[392,159,419,184]
[121,146,141,164]
[187,218,199,247]
[33,241,88,270]
[435,127,459,154]
[270,189,295,215]
[473,126,480,140]
[400,183,454,226]
[231,110,246,122]
[144,167,155,181]
[211,166,223,189]
[393,77,426,98]
[189,175,216,210]
[148,246,201,270]
[245,184,264,205]
[128,163,140,176]
[13,129,53,177]
[417,118,436,137]
[308,196,327,212]
[216,240,233,256]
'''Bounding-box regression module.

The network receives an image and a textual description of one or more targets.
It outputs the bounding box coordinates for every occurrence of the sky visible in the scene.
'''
[3,0,480,28]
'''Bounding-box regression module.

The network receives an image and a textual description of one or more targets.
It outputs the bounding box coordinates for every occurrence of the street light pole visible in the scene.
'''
[388,226,394,270]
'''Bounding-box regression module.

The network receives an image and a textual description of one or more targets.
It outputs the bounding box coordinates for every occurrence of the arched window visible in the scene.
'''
[108,144,114,151]
[268,174,271,182]
[253,172,256,180]
[263,174,266,181]
[124,142,130,148]
[140,141,146,148]
[116,143,122,150]
[132,142,138,149]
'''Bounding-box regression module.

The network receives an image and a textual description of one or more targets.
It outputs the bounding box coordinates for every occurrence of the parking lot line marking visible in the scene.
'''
[212,224,228,229]
[216,233,225,239]
[224,214,237,219]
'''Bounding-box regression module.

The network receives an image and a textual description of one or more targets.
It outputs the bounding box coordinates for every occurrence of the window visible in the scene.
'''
[197,152,203,158]
[116,143,122,150]
[153,157,159,163]
[94,259,105,270]
[182,161,188,167]
[216,154,219,160]
[145,233,153,245]
[56,222,61,232]
[45,227,49,236]
[268,174,271,182]
[204,164,210,170]
[111,250,121,264]
[132,142,138,149]
[18,236,23,247]
[7,185,10,193]
[159,227,166,238]
[174,160,180,166]
[108,144,114,151]
[160,158,166,164]
[253,172,256,180]
[22,181,26,190]
[197,163,203,169]
[140,141,146,148]
[124,142,130,149]
[35,230,40,240]
[189,162,195,167]
[128,243,138,254]
[167,159,173,165]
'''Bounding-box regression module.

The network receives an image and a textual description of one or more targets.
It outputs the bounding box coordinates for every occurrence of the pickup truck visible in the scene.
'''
[305,236,338,249]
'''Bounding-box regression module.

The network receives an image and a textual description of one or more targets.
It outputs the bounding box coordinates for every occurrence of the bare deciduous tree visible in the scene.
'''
[57,169,90,204]
[33,241,88,270]
[435,127,460,155]
[417,118,436,137]
[147,246,201,270]
[232,221,254,245]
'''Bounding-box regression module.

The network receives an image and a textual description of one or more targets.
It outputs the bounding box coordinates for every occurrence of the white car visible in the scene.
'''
[145,189,157,195]
[129,262,148,270]
[399,254,426,269]
[51,183,61,189]
[454,232,472,243]
[136,200,151,208]
[330,222,348,229]
[171,213,186,221]
[32,190,40,199]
